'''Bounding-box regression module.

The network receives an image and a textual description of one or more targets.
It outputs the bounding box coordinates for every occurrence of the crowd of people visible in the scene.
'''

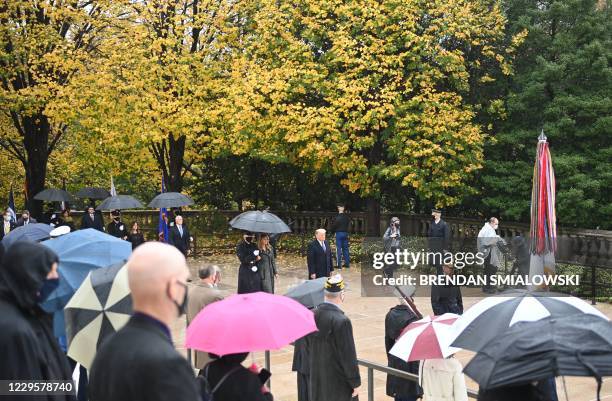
[0,204,580,401]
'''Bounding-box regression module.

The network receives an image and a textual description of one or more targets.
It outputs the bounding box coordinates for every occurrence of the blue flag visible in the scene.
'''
[158,178,169,243]
[7,186,16,222]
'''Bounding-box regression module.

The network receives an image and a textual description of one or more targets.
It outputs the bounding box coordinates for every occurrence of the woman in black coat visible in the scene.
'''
[200,353,273,401]
[236,233,263,294]
[127,221,145,249]
[257,234,278,293]
[0,242,76,401]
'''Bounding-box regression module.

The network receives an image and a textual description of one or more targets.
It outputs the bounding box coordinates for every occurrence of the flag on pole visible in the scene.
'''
[7,186,16,222]
[110,176,117,197]
[158,177,169,243]
[529,130,557,289]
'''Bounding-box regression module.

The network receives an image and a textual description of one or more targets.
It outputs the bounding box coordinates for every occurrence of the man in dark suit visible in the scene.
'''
[89,242,200,401]
[81,206,105,231]
[307,228,333,279]
[16,210,37,226]
[168,215,191,256]
[1,209,16,240]
[106,210,128,239]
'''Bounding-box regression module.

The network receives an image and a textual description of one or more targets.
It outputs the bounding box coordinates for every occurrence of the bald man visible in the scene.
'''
[89,242,200,401]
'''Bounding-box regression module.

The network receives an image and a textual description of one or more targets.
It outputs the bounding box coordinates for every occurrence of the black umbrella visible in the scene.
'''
[1,223,53,249]
[96,195,143,211]
[284,277,327,309]
[64,262,132,369]
[148,192,194,208]
[34,188,74,202]
[448,289,608,351]
[464,314,612,396]
[75,187,110,200]
[229,210,291,234]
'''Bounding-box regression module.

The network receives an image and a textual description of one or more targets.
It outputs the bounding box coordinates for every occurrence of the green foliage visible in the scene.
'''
[479,0,612,229]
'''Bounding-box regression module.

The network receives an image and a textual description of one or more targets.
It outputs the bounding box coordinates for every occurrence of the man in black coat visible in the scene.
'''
[81,206,105,231]
[309,275,360,401]
[385,299,423,401]
[307,228,333,279]
[89,242,200,401]
[168,215,191,256]
[236,232,262,294]
[331,205,351,269]
[428,208,451,275]
[16,209,37,226]
[106,210,128,239]
[0,242,76,401]
[431,263,463,316]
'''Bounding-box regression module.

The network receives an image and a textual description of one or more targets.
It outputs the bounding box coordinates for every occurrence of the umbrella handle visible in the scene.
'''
[576,351,602,401]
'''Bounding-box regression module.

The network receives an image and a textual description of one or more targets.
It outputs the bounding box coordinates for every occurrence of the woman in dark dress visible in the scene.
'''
[127,221,145,249]
[257,234,278,293]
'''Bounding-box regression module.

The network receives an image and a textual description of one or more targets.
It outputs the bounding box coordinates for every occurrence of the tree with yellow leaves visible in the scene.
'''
[219,0,523,233]
[0,0,115,217]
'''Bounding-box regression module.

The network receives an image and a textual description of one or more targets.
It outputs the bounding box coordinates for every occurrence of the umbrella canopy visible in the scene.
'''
[148,192,194,208]
[284,277,327,309]
[390,314,460,362]
[40,229,131,338]
[65,262,132,369]
[96,195,143,211]
[1,223,52,249]
[186,292,316,356]
[463,314,612,391]
[448,290,608,352]
[229,210,291,234]
[33,188,74,202]
[75,187,110,200]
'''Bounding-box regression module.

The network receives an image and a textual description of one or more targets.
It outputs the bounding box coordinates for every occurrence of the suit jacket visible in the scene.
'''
[107,220,128,239]
[0,221,16,240]
[16,217,37,226]
[81,213,104,231]
[89,314,200,401]
[307,239,333,278]
[169,224,190,255]
[186,283,225,369]
[309,303,361,401]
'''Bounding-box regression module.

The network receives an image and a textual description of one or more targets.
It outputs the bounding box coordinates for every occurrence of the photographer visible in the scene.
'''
[477,217,506,293]
[383,217,401,278]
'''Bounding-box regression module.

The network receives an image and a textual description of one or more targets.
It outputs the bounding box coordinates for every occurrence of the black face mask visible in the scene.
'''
[170,281,188,316]
[37,278,60,308]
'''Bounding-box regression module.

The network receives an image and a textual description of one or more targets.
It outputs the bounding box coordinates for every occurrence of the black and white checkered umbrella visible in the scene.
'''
[64,262,132,369]
[448,290,608,352]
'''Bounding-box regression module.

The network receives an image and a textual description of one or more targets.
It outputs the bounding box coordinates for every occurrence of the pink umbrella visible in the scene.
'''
[185,292,317,356]
[389,314,460,361]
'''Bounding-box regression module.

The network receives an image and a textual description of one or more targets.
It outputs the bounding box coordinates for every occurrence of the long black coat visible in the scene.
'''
[200,353,273,401]
[257,248,277,293]
[168,225,190,255]
[106,220,128,239]
[309,303,361,401]
[89,314,200,401]
[0,242,76,401]
[306,239,333,278]
[292,336,311,401]
[81,213,104,231]
[237,240,262,294]
[385,305,423,399]
[427,219,451,251]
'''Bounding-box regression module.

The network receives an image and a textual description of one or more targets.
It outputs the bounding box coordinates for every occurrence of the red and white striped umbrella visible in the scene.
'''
[389,314,461,361]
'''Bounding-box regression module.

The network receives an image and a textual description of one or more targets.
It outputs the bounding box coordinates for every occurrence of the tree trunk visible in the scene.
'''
[366,197,381,237]
[23,115,51,220]
[150,134,186,193]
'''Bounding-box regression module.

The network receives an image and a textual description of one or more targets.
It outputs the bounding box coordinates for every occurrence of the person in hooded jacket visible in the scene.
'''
[385,297,423,401]
[0,241,76,401]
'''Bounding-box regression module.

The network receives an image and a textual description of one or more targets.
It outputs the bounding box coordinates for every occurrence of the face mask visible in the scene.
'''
[170,281,188,316]
[37,278,60,305]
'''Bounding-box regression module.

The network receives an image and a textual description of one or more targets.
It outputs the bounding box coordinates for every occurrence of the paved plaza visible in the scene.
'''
[171,254,612,401]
